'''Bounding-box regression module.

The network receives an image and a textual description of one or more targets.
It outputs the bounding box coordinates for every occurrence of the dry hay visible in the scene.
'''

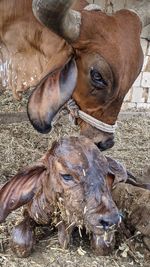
[0,90,150,267]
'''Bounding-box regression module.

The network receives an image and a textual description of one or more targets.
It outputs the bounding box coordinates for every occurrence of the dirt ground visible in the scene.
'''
[0,90,150,267]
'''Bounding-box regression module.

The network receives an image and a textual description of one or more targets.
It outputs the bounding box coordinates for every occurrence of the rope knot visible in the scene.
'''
[67,99,80,125]
[67,99,117,133]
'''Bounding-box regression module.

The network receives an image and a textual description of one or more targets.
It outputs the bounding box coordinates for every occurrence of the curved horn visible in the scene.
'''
[130,0,150,27]
[32,0,81,42]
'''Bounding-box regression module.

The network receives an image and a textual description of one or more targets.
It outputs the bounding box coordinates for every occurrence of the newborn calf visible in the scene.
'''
[0,136,127,257]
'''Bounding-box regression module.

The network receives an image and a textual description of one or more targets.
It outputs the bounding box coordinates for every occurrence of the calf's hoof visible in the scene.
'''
[57,222,73,249]
[11,219,35,257]
[143,237,150,251]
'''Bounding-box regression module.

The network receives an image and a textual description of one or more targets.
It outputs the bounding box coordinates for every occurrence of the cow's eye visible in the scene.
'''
[60,174,74,181]
[90,69,108,88]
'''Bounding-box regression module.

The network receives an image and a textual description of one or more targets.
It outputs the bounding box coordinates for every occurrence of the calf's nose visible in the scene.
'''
[99,213,121,230]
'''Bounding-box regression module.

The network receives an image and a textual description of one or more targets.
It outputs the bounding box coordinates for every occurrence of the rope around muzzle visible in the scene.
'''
[66,99,117,134]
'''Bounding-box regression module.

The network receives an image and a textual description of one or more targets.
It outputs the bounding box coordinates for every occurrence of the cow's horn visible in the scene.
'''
[130,0,150,27]
[32,0,81,42]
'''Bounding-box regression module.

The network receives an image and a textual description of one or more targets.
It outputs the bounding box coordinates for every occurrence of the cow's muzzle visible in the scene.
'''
[96,137,115,151]
[80,123,115,151]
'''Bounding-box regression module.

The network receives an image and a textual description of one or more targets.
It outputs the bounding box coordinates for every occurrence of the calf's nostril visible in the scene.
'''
[99,219,110,230]
[99,213,121,230]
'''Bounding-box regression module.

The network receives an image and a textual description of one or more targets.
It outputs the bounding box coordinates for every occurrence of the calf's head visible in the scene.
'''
[27,0,148,149]
[0,136,127,253]
[47,136,122,232]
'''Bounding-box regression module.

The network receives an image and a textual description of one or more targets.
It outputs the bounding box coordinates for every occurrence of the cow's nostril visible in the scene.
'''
[99,219,110,230]
[96,138,115,151]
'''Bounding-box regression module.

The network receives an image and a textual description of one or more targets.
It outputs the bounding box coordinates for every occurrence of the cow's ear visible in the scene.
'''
[0,165,47,223]
[106,157,127,189]
[27,58,77,134]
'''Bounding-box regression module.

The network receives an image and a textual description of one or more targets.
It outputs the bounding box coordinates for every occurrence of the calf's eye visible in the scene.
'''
[60,174,74,181]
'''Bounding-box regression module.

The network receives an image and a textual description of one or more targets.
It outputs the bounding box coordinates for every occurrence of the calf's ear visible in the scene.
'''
[106,157,128,189]
[0,165,47,223]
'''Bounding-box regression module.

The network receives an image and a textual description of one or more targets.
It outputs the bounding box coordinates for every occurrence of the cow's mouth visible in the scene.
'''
[79,123,115,151]
[96,137,115,151]
[27,58,77,134]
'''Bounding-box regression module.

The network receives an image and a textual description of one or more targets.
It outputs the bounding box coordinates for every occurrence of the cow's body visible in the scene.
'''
[0,0,71,98]
[0,0,146,149]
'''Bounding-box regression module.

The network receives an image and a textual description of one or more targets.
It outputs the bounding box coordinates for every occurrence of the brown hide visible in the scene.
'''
[0,0,74,97]
[73,9,143,122]
[72,9,143,148]
[0,136,149,257]
[0,0,143,149]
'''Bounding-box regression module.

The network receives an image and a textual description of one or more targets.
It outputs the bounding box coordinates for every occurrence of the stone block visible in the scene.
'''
[147,43,150,56]
[141,25,150,41]
[141,72,150,88]
[147,88,150,103]
[142,56,149,71]
[131,87,144,103]
[144,56,150,72]
[133,73,142,87]
[140,39,148,55]
[124,87,133,102]
[137,103,150,109]
[122,102,137,110]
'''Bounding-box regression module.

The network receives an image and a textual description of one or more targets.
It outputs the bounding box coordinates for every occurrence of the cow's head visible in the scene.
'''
[28,0,148,150]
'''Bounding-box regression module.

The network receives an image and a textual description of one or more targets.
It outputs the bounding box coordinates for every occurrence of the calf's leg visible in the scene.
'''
[112,183,150,250]
[11,211,36,258]
[57,222,74,249]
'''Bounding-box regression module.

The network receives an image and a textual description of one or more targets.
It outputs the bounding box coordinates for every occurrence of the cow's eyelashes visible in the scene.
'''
[60,174,74,182]
[90,69,108,88]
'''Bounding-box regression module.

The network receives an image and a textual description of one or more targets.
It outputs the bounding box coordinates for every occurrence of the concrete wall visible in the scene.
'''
[87,0,150,109]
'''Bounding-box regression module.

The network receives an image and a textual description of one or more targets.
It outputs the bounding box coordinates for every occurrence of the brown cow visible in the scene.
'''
[0,136,127,257]
[0,0,150,150]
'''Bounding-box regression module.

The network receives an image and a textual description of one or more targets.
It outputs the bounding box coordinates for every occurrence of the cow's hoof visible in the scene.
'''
[11,218,35,257]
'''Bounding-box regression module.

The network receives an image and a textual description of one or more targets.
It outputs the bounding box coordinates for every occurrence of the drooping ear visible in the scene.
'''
[106,158,150,191]
[106,157,128,189]
[27,58,77,134]
[0,165,46,223]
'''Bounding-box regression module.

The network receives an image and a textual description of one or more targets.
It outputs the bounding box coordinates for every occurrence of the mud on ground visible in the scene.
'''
[0,90,150,267]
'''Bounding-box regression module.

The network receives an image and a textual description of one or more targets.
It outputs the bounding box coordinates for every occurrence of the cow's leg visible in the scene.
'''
[112,183,150,250]
[11,211,36,258]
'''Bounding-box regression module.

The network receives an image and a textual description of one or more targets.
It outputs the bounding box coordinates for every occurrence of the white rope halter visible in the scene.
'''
[67,99,117,134]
